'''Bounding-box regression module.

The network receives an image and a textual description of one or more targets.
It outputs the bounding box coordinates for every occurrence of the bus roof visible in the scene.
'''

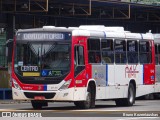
[153,34,160,44]
[79,25,125,32]
[17,26,72,33]
[17,25,153,40]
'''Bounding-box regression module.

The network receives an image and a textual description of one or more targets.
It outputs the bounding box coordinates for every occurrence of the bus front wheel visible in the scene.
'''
[74,86,94,109]
[31,100,48,109]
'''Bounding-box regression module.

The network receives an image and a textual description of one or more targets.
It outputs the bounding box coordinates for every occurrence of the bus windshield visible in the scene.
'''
[14,42,71,78]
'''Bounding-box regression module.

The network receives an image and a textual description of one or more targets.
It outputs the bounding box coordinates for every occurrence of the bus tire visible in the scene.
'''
[31,100,48,109]
[115,83,135,106]
[74,86,92,109]
[126,83,135,106]
[74,101,81,108]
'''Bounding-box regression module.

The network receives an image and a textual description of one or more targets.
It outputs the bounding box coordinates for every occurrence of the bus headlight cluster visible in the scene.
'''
[12,78,22,90]
[59,79,71,90]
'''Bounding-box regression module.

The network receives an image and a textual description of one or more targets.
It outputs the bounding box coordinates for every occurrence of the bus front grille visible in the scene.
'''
[24,92,56,99]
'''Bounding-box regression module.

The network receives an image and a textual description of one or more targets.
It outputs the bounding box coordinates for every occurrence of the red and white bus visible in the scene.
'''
[143,33,160,100]
[12,25,155,109]
[153,34,160,98]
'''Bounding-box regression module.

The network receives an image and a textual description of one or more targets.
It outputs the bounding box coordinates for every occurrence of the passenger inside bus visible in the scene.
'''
[89,52,101,63]
[95,53,101,63]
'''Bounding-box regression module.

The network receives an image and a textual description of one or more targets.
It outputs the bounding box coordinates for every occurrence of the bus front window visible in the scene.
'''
[14,42,71,78]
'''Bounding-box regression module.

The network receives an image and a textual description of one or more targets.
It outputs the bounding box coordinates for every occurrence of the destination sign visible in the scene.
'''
[17,32,71,41]
[23,33,64,40]
[21,66,39,72]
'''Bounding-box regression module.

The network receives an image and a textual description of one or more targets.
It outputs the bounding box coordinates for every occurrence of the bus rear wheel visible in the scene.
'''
[31,100,48,109]
[115,83,135,106]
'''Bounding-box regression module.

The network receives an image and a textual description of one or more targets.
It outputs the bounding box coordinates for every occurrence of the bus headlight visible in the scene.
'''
[12,78,22,90]
[59,79,71,90]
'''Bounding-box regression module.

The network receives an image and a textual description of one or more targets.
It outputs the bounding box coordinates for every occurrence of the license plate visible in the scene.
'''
[34,96,45,100]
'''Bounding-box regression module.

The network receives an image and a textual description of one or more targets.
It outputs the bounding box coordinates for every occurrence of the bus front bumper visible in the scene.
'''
[12,87,87,101]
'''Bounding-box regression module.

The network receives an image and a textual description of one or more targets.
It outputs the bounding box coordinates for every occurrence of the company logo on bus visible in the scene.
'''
[94,70,104,80]
[125,65,139,78]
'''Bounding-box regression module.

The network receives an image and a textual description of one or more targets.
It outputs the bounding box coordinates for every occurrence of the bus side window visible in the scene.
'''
[115,40,126,64]
[101,39,114,64]
[158,44,160,64]
[155,44,158,65]
[139,41,151,64]
[127,40,138,64]
[88,38,101,64]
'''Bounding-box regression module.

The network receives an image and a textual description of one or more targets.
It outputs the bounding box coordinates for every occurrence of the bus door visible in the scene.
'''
[73,44,87,100]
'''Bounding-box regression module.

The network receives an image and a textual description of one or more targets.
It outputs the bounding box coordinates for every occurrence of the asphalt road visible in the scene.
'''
[0,100,159,120]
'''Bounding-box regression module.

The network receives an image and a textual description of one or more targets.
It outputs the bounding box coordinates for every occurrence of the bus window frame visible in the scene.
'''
[101,38,114,65]
[127,39,139,64]
[139,40,152,64]
[155,44,158,65]
[155,43,160,65]
[114,39,127,65]
[87,38,101,65]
